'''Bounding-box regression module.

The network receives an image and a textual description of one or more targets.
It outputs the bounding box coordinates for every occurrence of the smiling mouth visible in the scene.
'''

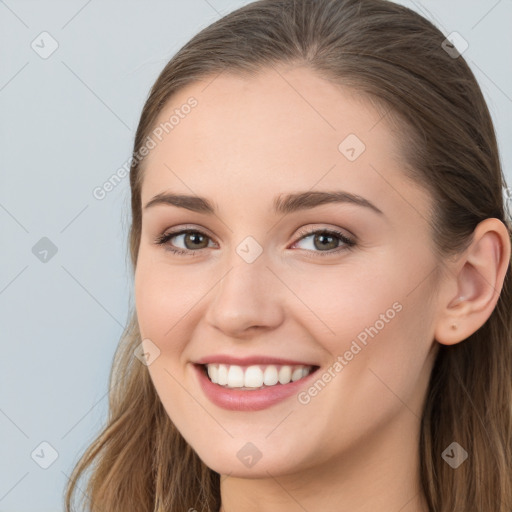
[198,363,320,390]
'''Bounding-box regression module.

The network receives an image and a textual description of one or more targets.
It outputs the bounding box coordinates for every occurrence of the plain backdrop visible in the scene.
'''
[0,1,511,510]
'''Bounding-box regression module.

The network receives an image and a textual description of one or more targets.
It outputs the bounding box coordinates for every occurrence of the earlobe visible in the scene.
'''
[434,218,511,346]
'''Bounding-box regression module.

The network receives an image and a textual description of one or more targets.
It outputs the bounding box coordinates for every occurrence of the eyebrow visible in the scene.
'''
[143,190,384,216]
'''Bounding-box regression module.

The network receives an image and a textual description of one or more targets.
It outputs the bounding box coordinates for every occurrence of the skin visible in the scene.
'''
[134,64,510,512]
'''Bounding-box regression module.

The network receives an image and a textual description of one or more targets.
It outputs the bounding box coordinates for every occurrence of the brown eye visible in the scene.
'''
[181,231,210,250]
[312,233,339,251]
[293,228,355,256]
[154,229,214,255]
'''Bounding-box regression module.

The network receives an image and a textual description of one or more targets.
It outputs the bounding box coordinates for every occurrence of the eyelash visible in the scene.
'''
[153,226,356,258]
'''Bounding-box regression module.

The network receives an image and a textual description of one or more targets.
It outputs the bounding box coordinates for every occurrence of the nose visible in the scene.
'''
[203,252,286,338]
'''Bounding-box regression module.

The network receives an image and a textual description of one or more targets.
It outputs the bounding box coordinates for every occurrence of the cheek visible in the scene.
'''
[295,257,435,394]
[134,258,205,339]
[289,260,403,343]
[134,262,205,433]
[295,296,434,461]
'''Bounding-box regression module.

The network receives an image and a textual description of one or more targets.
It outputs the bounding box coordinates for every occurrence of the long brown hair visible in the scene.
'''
[64,0,512,510]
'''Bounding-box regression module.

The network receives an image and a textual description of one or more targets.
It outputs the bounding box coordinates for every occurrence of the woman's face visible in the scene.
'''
[134,65,442,477]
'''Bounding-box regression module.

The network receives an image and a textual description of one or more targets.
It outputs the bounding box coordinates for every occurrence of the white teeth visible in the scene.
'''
[217,364,228,385]
[227,365,244,387]
[244,365,263,388]
[291,367,304,381]
[263,365,278,386]
[207,364,219,384]
[204,363,314,389]
[278,365,292,384]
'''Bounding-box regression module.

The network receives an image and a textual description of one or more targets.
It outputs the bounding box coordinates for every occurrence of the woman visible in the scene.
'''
[65,0,512,510]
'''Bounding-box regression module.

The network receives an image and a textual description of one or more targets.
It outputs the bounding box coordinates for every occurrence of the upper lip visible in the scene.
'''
[194,355,319,367]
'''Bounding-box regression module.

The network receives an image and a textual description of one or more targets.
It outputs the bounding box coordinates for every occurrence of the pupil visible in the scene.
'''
[187,233,206,249]
[316,234,336,250]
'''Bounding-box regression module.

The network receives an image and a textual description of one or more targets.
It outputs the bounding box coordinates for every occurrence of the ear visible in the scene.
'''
[434,218,511,345]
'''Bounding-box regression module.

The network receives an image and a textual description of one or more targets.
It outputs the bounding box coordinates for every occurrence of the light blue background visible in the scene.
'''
[1,1,511,510]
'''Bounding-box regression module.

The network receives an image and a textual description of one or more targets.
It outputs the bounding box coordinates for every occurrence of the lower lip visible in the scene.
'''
[193,364,319,411]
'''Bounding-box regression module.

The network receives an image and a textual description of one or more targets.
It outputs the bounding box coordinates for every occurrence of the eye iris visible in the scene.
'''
[185,232,208,250]
[314,233,338,250]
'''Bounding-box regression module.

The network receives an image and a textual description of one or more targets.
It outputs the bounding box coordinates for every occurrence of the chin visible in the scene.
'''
[190,436,308,478]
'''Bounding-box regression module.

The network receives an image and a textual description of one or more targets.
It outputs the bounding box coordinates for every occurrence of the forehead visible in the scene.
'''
[140,65,428,219]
